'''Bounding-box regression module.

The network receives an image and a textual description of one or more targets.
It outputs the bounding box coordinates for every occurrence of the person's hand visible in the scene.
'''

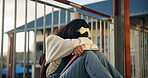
[72,44,85,56]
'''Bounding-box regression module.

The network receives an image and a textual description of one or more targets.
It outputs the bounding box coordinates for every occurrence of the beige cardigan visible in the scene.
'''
[45,35,99,76]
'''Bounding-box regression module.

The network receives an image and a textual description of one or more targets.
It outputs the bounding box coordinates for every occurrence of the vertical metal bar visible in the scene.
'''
[133,30,136,77]
[91,18,93,40]
[27,31,30,77]
[140,30,144,78]
[142,31,144,78]
[70,12,73,21]
[0,0,5,78]
[146,33,148,77]
[33,1,37,78]
[100,20,102,52]
[65,10,68,24]
[23,0,28,78]
[86,16,88,23]
[95,19,98,45]
[12,0,17,78]
[107,22,110,60]
[144,32,147,78]
[43,4,46,53]
[51,6,54,34]
[144,31,146,78]
[81,14,83,19]
[104,21,106,55]
[58,8,61,29]
[131,29,135,78]
[146,33,147,77]
[135,30,140,78]
[124,0,131,77]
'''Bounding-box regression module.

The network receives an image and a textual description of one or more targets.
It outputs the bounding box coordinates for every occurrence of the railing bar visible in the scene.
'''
[144,33,147,77]
[95,19,98,45]
[78,12,107,22]
[31,0,75,13]
[100,20,102,52]
[131,30,134,77]
[58,8,61,29]
[33,1,37,78]
[91,18,93,40]
[81,14,83,19]
[146,34,147,77]
[143,32,145,78]
[107,22,110,60]
[54,0,111,18]
[51,6,54,34]
[145,33,148,77]
[0,0,5,78]
[70,12,73,21]
[12,0,17,78]
[104,21,106,56]
[31,0,112,22]
[65,10,68,24]
[144,32,147,76]
[133,33,136,77]
[145,33,146,77]
[86,16,88,23]
[43,4,46,54]
[142,33,144,77]
[23,0,28,78]
[27,31,30,76]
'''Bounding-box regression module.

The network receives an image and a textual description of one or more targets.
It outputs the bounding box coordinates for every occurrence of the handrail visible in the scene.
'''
[54,0,112,18]
[131,23,148,30]
[31,0,112,22]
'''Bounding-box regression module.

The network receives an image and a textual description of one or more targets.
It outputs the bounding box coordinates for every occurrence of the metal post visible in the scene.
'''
[143,32,146,77]
[113,0,131,77]
[109,19,115,66]
[81,14,83,19]
[86,16,88,24]
[100,20,102,52]
[124,0,131,77]
[58,8,61,29]
[23,0,28,78]
[65,10,68,24]
[43,4,46,53]
[134,30,140,78]
[33,1,37,78]
[146,33,148,77]
[95,19,98,45]
[12,0,17,77]
[51,6,54,34]
[104,21,106,55]
[130,29,135,78]
[27,31,30,77]
[73,7,78,19]
[70,12,74,21]
[0,0,5,78]
[91,18,93,40]
[107,22,110,60]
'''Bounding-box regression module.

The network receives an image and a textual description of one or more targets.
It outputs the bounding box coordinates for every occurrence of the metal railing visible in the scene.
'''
[130,27,148,78]
[0,0,114,78]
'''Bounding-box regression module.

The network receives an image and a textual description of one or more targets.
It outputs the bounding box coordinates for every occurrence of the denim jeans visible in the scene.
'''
[48,51,123,78]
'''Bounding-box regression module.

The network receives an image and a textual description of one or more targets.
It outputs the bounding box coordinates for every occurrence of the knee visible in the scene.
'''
[81,51,98,61]
[82,51,96,57]
[94,51,106,59]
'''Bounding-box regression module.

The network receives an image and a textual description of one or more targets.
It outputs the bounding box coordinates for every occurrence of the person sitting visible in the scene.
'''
[45,19,123,78]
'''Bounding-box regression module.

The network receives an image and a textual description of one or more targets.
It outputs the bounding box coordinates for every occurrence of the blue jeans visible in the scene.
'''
[48,51,123,78]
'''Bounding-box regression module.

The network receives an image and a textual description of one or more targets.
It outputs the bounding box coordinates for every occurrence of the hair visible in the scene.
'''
[55,19,90,39]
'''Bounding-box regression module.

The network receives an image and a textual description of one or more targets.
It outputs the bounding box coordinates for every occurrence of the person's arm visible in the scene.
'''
[45,35,89,63]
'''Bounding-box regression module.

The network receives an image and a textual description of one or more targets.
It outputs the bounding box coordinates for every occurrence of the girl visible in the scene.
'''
[45,19,123,78]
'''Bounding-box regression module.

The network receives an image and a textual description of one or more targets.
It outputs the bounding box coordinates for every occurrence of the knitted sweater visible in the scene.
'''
[45,34,99,76]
